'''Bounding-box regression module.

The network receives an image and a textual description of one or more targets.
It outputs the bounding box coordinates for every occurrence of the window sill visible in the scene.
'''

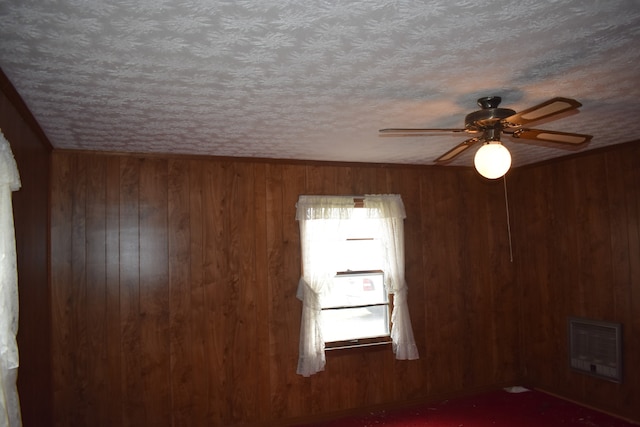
[325,336,392,354]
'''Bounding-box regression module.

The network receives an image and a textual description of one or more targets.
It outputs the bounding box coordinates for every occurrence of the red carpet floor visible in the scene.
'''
[302,388,638,426]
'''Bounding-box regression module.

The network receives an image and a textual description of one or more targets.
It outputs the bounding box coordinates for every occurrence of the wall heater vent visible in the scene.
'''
[568,317,622,383]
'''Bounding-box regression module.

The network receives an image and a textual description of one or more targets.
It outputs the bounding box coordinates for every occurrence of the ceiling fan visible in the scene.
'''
[379,96,592,178]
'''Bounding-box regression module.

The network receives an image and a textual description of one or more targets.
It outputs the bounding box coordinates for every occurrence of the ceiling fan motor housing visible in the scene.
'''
[465,97,516,133]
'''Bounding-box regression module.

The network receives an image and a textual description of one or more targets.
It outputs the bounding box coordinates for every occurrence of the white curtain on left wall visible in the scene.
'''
[0,130,22,427]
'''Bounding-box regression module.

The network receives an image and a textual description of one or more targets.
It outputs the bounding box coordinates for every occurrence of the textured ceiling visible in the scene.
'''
[1,0,639,168]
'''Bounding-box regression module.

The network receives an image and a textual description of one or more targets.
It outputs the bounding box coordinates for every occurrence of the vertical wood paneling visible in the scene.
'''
[118,157,143,426]
[50,153,74,427]
[486,176,519,384]
[167,159,192,426]
[139,158,171,425]
[577,156,615,319]
[270,163,308,418]
[70,155,88,425]
[418,167,440,395]
[252,162,271,421]
[624,147,640,411]
[512,166,552,383]
[458,172,481,389]
[226,161,261,422]
[85,155,108,424]
[187,160,209,424]
[544,162,578,388]
[48,142,640,426]
[612,146,640,411]
[105,156,122,426]
[421,169,466,395]
[604,151,632,320]
[511,141,640,422]
[264,163,287,418]
[201,160,227,424]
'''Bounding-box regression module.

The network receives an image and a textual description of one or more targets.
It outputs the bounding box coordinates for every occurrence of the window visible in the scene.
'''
[319,208,390,346]
[295,195,419,377]
[321,270,390,344]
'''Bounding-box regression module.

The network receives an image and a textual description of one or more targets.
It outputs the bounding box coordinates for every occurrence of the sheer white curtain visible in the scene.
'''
[365,195,419,360]
[0,131,22,427]
[295,195,418,377]
[295,196,354,377]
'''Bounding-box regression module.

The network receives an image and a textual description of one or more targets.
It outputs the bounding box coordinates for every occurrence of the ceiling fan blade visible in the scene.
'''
[379,128,467,134]
[505,97,582,125]
[435,137,481,163]
[509,128,592,145]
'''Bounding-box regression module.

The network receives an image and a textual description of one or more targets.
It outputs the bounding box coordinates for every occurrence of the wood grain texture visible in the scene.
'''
[47,141,640,425]
[49,153,519,425]
[510,141,640,422]
[167,158,193,426]
[105,156,122,426]
[50,153,74,427]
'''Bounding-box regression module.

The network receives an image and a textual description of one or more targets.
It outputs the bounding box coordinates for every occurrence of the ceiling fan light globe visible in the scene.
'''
[474,142,511,179]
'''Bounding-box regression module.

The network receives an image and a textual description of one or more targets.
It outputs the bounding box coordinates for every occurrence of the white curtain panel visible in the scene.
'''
[0,130,22,427]
[365,195,419,361]
[295,195,418,377]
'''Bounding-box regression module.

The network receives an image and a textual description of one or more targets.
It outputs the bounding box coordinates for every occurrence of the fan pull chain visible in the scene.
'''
[503,175,514,262]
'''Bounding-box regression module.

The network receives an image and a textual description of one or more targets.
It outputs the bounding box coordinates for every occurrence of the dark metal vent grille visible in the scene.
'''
[568,317,622,383]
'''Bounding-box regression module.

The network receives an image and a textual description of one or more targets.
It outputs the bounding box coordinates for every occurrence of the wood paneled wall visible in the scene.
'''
[50,152,521,426]
[1,70,52,427]
[509,141,640,421]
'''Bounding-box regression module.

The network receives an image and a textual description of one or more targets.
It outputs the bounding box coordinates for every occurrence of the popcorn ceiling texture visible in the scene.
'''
[0,0,639,167]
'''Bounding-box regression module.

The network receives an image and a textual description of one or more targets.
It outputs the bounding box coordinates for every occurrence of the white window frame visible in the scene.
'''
[321,270,391,348]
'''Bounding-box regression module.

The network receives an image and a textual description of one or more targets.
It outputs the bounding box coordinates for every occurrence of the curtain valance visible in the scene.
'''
[295,194,406,221]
